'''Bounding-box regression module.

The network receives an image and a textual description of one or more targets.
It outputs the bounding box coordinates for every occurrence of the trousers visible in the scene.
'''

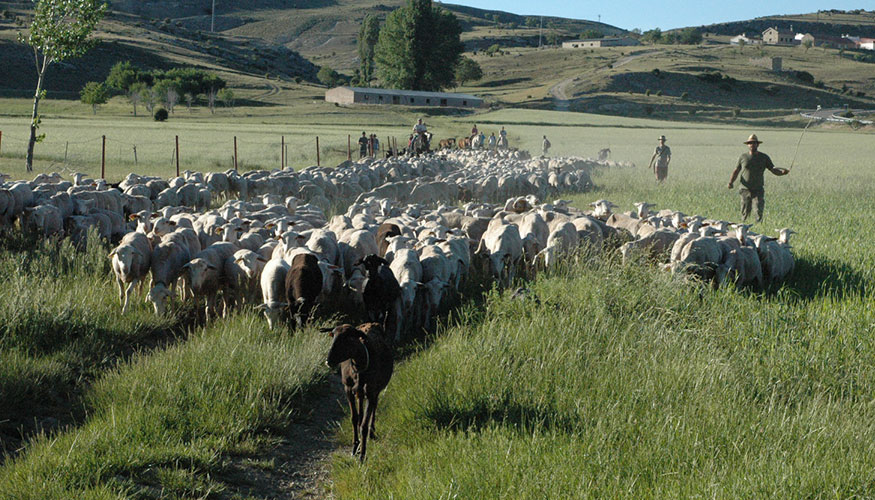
[740,188,765,222]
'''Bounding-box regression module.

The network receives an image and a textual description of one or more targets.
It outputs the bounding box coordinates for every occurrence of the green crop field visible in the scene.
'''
[0,100,874,497]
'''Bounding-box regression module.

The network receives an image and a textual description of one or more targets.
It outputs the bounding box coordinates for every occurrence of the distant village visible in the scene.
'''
[731,27,875,50]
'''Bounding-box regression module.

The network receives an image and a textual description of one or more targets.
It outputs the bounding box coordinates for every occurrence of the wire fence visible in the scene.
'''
[0,130,405,180]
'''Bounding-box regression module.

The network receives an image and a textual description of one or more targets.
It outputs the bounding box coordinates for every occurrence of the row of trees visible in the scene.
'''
[640,27,703,45]
[347,0,467,92]
[100,62,230,115]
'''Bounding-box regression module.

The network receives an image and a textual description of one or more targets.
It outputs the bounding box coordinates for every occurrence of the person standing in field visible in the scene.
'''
[499,126,508,148]
[372,135,380,157]
[488,132,496,150]
[358,132,369,159]
[728,134,789,223]
[542,135,551,156]
[649,135,671,183]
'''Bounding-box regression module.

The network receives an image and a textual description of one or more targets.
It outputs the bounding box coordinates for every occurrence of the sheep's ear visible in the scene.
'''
[182,263,191,269]
[207,264,218,270]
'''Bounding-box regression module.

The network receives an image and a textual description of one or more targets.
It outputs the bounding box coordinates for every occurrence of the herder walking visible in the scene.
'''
[542,135,551,156]
[728,134,789,223]
[358,132,368,159]
[649,135,671,183]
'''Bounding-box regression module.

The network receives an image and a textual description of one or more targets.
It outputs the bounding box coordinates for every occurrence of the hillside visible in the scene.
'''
[0,0,623,95]
[694,8,875,37]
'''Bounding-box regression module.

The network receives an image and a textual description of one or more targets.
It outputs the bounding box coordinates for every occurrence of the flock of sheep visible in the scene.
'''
[0,148,795,342]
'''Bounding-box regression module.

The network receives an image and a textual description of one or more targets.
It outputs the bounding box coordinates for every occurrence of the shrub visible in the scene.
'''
[688,108,697,115]
[154,108,168,121]
[651,68,661,76]
[294,76,302,84]
[732,107,742,118]
[655,90,663,96]
[644,89,651,96]
[485,44,501,56]
[680,92,689,100]
[795,71,815,84]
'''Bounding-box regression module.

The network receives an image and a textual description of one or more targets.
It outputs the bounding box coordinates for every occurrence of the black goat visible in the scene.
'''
[325,323,394,462]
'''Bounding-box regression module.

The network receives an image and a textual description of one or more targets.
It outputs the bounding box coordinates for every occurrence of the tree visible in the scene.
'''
[525,16,538,28]
[677,28,702,45]
[80,81,108,114]
[357,14,380,86]
[105,60,141,92]
[802,38,813,52]
[317,66,342,87]
[128,81,146,117]
[218,88,234,108]
[165,88,179,113]
[19,0,107,172]
[737,38,746,51]
[152,79,180,114]
[184,92,195,112]
[545,22,560,46]
[641,28,662,44]
[454,56,482,86]
[580,29,603,40]
[374,0,464,91]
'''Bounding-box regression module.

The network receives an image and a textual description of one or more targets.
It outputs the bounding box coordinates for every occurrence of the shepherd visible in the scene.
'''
[649,135,671,183]
[727,134,789,223]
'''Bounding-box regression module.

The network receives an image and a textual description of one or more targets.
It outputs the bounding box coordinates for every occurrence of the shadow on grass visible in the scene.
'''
[782,254,869,300]
[423,395,576,434]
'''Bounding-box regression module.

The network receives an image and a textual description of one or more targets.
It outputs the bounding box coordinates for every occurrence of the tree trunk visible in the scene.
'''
[25,69,45,173]
[132,101,137,117]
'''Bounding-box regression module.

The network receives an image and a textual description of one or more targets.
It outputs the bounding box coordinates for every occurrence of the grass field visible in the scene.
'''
[0,104,873,497]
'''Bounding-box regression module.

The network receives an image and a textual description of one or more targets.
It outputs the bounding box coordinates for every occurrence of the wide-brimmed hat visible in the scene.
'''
[743,134,763,144]
[658,135,666,141]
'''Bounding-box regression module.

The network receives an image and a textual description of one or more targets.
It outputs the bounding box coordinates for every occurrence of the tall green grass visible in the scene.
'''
[0,230,178,455]
[332,259,875,498]
[0,314,330,498]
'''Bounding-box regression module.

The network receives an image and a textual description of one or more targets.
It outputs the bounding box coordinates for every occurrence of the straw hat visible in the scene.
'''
[743,134,763,144]
[658,135,666,141]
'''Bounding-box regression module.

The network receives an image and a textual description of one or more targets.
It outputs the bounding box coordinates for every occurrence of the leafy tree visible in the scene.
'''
[317,66,342,87]
[454,56,482,86]
[580,29,603,40]
[151,79,180,113]
[662,32,678,44]
[485,44,500,56]
[525,16,538,28]
[374,0,464,91]
[128,81,147,117]
[357,14,380,86]
[802,38,813,51]
[641,28,662,44]
[737,38,746,51]
[491,14,500,24]
[184,92,195,112]
[19,0,107,172]
[105,60,141,92]
[545,22,560,46]
[677,27,702,45]
[218,88,234,108]
[154,107,168,121]
[80,81,108,114]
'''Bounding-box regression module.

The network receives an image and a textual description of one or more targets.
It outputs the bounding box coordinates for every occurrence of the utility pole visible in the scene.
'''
[211,0,216,32]
[598,14,601,24]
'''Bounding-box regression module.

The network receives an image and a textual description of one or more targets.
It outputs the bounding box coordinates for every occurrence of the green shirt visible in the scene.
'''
[653,145,671,168]
[736,151,776,191]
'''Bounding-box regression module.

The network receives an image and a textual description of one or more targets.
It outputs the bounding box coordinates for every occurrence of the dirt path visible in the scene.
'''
[217,376,347,499]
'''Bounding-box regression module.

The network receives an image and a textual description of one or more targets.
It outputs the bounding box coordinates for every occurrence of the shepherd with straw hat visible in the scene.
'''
[649,135,671,183]
[728,134,789,223]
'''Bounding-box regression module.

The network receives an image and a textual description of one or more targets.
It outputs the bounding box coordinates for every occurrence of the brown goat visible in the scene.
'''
[325,323,394,462]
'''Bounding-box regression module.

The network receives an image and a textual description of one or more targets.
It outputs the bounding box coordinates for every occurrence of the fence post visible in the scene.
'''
[281,135,285,168]
[133,145,138,165]
[101,135,106,179]
[175,135,180,177]
[316,136,320,166]
[386,136,390,158]
[234,136,238,171]
[64,142,68,164]
[347,134,351,161]
[0,130,3,157]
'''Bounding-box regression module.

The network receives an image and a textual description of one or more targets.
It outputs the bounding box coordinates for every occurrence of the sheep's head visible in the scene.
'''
[777,228,795,245]
[325,324,366,369]
[184,258,218,291]
[147,283,172,315]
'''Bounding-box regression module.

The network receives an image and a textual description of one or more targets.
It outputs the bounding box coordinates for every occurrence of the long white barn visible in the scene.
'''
[325,86,483,108]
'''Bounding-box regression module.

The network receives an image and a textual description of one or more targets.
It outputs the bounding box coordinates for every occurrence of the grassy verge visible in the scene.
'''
[0,312,330,498]
[0,230,180,456]
[331,258,875,498]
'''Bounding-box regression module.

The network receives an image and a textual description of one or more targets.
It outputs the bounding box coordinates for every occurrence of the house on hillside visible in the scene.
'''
[562,37,641,49]
[763,27,797,45]
[795,32,858,49]
[325,87,483,108]
[859,38,875,50]
[730,33,762,45]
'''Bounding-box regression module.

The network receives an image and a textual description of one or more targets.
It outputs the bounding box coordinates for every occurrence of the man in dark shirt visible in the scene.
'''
[728,134,789,222]
[358,132,368,158]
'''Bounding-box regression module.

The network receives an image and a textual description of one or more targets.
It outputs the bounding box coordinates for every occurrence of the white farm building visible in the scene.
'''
[325,86,483,108]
